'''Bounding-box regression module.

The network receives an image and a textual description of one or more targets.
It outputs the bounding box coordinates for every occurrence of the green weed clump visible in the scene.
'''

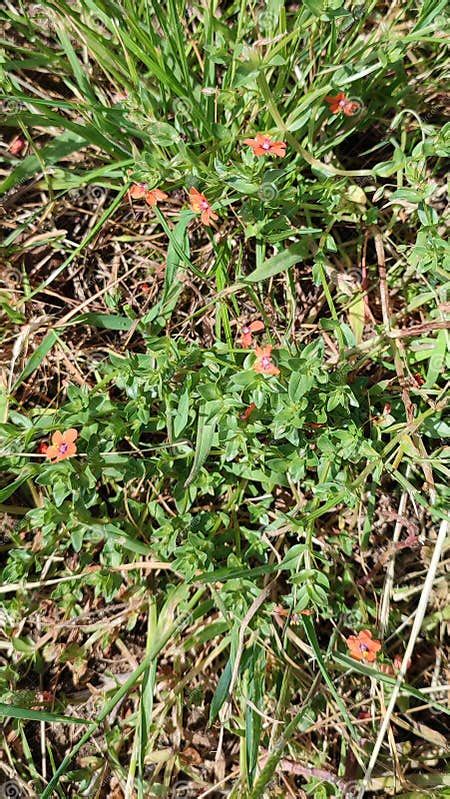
[0,0,449,796]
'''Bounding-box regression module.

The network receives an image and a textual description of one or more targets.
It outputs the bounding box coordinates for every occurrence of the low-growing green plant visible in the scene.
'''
[0,0,449,796]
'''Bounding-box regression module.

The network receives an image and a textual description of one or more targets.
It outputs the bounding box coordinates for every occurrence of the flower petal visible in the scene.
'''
[129,183,147,199]
[145,191,157,206]
[64,429,78,444]
[270,142,286,156]
[343,101,360,117]
[46,445,59,460]
[240,332,252,347]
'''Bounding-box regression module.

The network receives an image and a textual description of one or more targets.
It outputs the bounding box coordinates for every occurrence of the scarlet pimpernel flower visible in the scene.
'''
[188,187,218,225]
[243,133,287,157]
[8,135,26,156]
[253,345,280,376]
[129,183,168,206]
[240,320,264,347]
[46,429,78,463]
[346,629,381,663]
[325,92,361,116]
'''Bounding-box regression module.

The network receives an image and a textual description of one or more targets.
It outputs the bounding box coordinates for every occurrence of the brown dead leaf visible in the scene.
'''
[180,746,202,766]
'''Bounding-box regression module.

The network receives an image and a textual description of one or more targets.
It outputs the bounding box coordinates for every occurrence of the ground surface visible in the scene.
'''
[0,1,449,797]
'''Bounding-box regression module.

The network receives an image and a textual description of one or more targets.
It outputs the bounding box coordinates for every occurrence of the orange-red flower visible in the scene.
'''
[188,187,218,225]
[129,182,147,199]
[346,629,381,663]
[145,188,168,206]
[325,93,361,116]
[240,319,264,347]
[46,429,78,463]
[37,442,48,455]
[243,133,287,157]
[240,402,257,422]
[253,345,280,376]
[129,183,168,206]
[8,136,26,156]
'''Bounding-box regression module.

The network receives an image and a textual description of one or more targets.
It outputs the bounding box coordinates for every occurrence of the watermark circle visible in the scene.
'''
[1,99,23,115]
[1,781,22,799]
[90,186,106,201]
[258,183,277,201]
[171,781,198,798]
[345,97,365,120]
[258,8,277,28]
[173,97,192,119]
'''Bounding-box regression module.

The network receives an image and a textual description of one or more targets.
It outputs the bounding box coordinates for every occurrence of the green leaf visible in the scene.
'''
[55,25,96,102]
[0,471,33,503]
[0,702,86,725]
[70,527,85,552]
[334,653,450,716]
[144,211,191,325]
[75,313,133,331]
[209,657,232,723]
[13,330,59,390]
[145,121,179,145]
[184,402,218,487]
[348,291,365,344]
[174,385,190,438]
[0,130,87,195]
[245,645,265,784]
[302,617,358,740]
[425,330,447,387]
[279,544,308,570]
[245,242,308,282]
[92,523,152,556]
[288,372,313,401]
[0,380,8,424]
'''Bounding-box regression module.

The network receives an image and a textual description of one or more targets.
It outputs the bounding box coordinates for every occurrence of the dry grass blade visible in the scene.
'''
[357,517,449,799]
